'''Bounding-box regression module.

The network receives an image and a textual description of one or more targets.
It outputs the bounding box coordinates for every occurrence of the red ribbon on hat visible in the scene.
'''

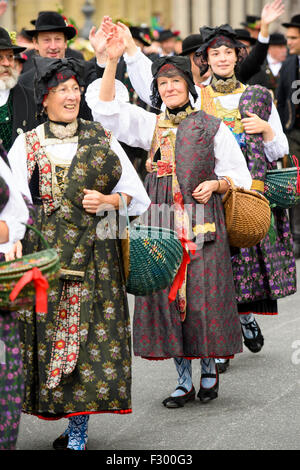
[9,267,49,313]
[168,236,197,303]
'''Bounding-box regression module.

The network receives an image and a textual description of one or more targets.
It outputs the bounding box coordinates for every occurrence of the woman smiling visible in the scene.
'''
[6,57,150,450]
[86,24,252,409]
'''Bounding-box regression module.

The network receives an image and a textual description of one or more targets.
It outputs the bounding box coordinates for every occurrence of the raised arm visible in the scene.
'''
[86,26,157,150]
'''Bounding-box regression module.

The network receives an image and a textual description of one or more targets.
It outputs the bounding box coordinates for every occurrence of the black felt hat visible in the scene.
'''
[282,14,300,29]
[158,29,180,43]
[269,32,287,45]
[240,15,261,29]
[0,27,26,53]
[25,11,77,40]
[130,26,151,47]
[180,34,203,55]
[234,29,257,45]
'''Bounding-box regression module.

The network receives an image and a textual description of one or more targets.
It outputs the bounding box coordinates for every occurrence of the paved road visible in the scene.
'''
[16,263,300,450]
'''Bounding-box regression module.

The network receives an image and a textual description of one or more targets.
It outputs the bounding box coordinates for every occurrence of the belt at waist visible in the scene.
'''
[149,160,175,177]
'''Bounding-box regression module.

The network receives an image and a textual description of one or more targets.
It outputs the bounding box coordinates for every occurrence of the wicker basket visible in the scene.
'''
[223,177,271,248]
[119,194,183,296]
[0,225,60,312]
[264,155,300,209]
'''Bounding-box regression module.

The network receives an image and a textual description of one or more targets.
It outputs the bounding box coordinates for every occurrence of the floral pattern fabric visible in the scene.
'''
[133,111,243,359]
[19,120,132,419]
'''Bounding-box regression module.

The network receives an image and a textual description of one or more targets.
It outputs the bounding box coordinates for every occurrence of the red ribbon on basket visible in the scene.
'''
[291,155,300,194]
[168,237,197,304]
[9,267,49,314]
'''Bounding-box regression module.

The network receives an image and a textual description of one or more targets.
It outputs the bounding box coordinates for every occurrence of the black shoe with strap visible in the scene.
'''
[162,385,196,408]
[216,359,230,374]
[53,434,69,450]
[241,320,264,353]
[197,372,219,403]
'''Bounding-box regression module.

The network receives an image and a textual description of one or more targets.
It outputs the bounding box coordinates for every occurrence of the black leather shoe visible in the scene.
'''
[162,386,195,408]
[197,372,219,403]
[241,321,264,353]
[53,434,69,450]
[216,359,230,374]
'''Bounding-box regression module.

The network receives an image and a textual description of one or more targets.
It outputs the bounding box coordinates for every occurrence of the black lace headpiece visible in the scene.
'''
[33,57,86,114]
[194,24,247,75]
[150,56,198,109]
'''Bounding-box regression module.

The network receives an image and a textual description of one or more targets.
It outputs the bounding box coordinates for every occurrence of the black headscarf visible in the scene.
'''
[33,57,86,114]
[194,24,247,75]
[150,56,198,109]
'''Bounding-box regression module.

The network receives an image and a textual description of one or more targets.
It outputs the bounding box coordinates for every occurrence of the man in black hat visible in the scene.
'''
[157,29,179,57]
[248,33,287,96]
[180,34,211,87]
[277,14,300,257]
[21,12,83,75]
[240,15,262,40]
[0,27,37,155]
[18,11,102,120]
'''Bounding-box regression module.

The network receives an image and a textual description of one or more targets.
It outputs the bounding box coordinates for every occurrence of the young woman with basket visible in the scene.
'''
[120,20,297,372]
[6,58,150,450]
[86,23,252,408]
[191,25,296,370]
[0,145,31,450]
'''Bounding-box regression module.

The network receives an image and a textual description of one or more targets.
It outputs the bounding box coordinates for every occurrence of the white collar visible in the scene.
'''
[0,89,10,107]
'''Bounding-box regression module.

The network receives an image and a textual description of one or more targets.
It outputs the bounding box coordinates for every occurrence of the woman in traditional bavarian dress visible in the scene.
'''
[0,146,30,450]
[6,57,150,450]
[191,25,296,372]
[121,22,296,372]
[86,26,252,408]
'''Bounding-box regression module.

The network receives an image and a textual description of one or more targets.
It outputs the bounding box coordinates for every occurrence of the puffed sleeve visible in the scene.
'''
[7,133,32,202]
[0,157,29,252]
[85,79,157,151]
[123,48,154,107]
[264,103,289,162]
[109,136,150,216]
[214,121,252,189]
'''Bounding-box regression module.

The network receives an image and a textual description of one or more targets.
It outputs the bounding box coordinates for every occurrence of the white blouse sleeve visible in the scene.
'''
[214,121,252,189]
[0,157,29,253]
[85,79,157,151]
[7,133,32,202]
[123,48,154,107]
[264,103,289,162]
[110,136,150,216]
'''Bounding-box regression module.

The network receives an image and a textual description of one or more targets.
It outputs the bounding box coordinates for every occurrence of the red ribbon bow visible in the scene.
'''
[168,237,197,304]
[9,267,49,314]
[157,161,173,177]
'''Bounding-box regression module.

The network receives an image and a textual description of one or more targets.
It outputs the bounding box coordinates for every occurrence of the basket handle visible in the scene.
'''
[117,193,131,230]
[22,223,50,250]
[290,155,300,194]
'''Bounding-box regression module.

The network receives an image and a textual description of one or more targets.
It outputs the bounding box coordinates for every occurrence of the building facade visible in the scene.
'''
[0,0,299,40]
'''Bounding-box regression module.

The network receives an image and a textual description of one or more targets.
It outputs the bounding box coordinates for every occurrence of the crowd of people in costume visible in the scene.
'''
[0,0,299,450]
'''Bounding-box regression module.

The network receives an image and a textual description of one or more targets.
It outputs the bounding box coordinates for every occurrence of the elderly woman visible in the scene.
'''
[113,21,296,372]
[86,26,252,408]
[7,57,150,450]
[0,145,30,450]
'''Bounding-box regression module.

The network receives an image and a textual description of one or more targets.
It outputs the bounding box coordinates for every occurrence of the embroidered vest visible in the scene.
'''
[25,119,122,279]
[175,110,222,242]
